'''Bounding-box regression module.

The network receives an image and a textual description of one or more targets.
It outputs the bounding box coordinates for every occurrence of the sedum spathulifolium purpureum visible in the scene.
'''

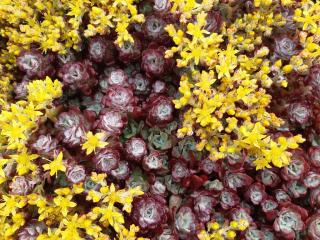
[0,0,320,239]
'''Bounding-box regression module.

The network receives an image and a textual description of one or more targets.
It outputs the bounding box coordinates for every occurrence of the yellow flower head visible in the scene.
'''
[43,152,66,176]
[82,131,109,155]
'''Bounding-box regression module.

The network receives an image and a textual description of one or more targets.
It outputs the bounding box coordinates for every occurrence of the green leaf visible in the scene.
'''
[172,136,201,161]
[54,171,70,188]
[127,167,150,192]
[148,128,173,150]
[121,119,144,143]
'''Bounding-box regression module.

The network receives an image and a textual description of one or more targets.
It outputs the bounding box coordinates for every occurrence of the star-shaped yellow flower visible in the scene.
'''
[43,152,66,176]
[82,131,109,155]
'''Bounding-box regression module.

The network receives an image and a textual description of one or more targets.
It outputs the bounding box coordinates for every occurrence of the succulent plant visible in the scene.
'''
[87,36,116,65]
[55,108,91,147]
[58,60,97,95]
[17,50,55,79]
[131,193,169,233]
[66,164,86,184]
[125,137,148,163]
[116,36,142,63]
[95,109,128,136]
[3,1,320,239]
[274,36,299,61]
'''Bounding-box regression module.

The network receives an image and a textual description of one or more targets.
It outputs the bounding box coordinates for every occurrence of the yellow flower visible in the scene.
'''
[118,224,143,240]
[195,71,216,93]
[165,24,184,45]
[1,120,28,149]
[82,131,109,155]
[216,44,238,79]
[0,195,27,217]
[94,206,125,231]
[253,157,272,170]
[91,172,107,184]
[187,17,208,42]
[43,152,66,176]
[226,230,236,239]
[86,189,103,203]
[27,77,63,109]
[237,219,249,231]
[9,148,38,175]
[60,214,82,239]
[53,195,77,217]
[36,228,59,240]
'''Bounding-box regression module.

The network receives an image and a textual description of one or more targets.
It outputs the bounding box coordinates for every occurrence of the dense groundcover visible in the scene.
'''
[0,0,320,239]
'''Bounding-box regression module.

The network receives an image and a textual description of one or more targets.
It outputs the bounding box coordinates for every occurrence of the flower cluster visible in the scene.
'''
[198,219,249,239]
[0,0,144,56]
[1,0,320,239]
[167,0,311,170]
[0,61,13,108]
